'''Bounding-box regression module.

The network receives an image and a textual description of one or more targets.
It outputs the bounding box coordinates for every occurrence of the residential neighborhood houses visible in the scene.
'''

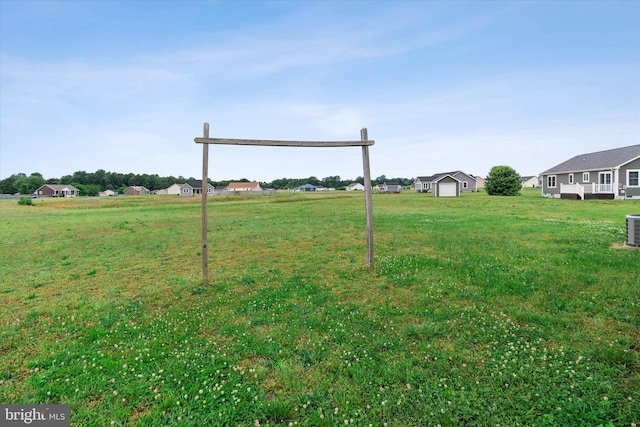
[23,144,639,201]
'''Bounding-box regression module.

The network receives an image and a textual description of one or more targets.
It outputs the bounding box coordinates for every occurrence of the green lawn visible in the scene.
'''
[1,189,638,426]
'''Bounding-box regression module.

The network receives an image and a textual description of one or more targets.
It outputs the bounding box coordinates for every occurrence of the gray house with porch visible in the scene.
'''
[540,144,640,200]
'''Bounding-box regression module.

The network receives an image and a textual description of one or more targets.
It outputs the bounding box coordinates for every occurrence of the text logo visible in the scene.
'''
[2,405,69,426]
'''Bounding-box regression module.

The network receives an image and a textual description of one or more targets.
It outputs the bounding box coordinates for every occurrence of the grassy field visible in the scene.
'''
[1,189,638,426]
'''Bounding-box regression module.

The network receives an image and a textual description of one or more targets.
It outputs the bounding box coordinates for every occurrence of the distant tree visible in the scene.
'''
[321,175,342,188]
[12,173,45,194]
[485,166,521,196]
[70,183,99,196]
[27,173,45,193]
[374,175,387,185]
[15,177,31,195]
[0,173,25,194]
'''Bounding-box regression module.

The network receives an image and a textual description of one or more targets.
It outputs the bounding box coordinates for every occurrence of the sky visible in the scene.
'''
[1,0,639,183]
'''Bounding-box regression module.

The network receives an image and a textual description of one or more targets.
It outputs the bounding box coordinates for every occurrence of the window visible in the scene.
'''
[628,170,640,187]
[547,175,556,188]
[582,172,589,182]
[568,174,574,184]
[462,181,468,189]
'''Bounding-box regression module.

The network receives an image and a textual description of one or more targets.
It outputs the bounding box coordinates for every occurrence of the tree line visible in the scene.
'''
[0,170,414,196]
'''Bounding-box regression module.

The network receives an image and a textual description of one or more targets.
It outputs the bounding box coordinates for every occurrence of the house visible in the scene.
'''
[166,183,184,195]
[540,144,640,200]
[346,183,365,191]
[124,185,150,196]
[297,183,317,192]
[381,182,402,193]
[431,174,461,197]
[35,184,79,198]
[472,175,486,189]
[228,181,261,192]
[414,171,477,193]
[520,176,538,188]
[98,189,117,197]
[414,176,431,192]
[185,180,214,196]
[166,181,214,196]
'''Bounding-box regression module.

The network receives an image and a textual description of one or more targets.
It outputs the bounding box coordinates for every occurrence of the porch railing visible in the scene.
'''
[560,183,584,199]
[591,183,614,193]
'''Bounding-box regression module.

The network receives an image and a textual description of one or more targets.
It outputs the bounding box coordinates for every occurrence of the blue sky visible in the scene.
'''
[1,0,639,182]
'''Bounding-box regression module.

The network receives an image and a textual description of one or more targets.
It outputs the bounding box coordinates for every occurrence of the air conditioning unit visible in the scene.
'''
[625,214,640,247]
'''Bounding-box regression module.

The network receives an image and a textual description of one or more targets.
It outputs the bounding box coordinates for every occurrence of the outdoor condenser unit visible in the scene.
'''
[625,214,640,247]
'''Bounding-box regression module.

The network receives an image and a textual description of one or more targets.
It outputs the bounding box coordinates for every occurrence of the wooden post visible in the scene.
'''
[201,123,209,286]
[361,128,374,268]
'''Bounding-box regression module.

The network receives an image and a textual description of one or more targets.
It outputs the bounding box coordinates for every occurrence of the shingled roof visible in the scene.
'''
[542,145,640,175]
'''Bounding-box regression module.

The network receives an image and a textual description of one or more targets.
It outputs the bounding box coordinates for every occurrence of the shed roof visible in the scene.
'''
[432,174,461,183]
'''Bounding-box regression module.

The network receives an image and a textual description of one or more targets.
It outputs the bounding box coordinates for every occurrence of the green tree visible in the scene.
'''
[485,166,521,196]
[72,183,100,196]
[27,173,45,193]
[0,173,26,194]
[12,173,45,195]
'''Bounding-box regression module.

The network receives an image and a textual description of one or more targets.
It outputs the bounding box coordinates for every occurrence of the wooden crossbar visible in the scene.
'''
[194,137,374,147]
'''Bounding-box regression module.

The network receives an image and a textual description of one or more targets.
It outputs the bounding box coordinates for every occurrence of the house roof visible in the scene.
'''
[186,180,213,188]
[417,171,475,183]
[228,181,259,189]
[542,144,640,175]
[40,184,79,191]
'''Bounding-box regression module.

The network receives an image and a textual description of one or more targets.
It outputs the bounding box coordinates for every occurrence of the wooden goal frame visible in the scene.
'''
[195,122,375,285]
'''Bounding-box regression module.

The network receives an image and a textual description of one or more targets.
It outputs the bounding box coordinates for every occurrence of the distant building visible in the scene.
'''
[414,171,478,193]
[298,183,317,192]
[124,186,150,196]
[381,182,402,193]
[228,181,261,192]
[346,183,365,191]
[98,189,117,197]
[520,176,538,188]
[35,184,79,198]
